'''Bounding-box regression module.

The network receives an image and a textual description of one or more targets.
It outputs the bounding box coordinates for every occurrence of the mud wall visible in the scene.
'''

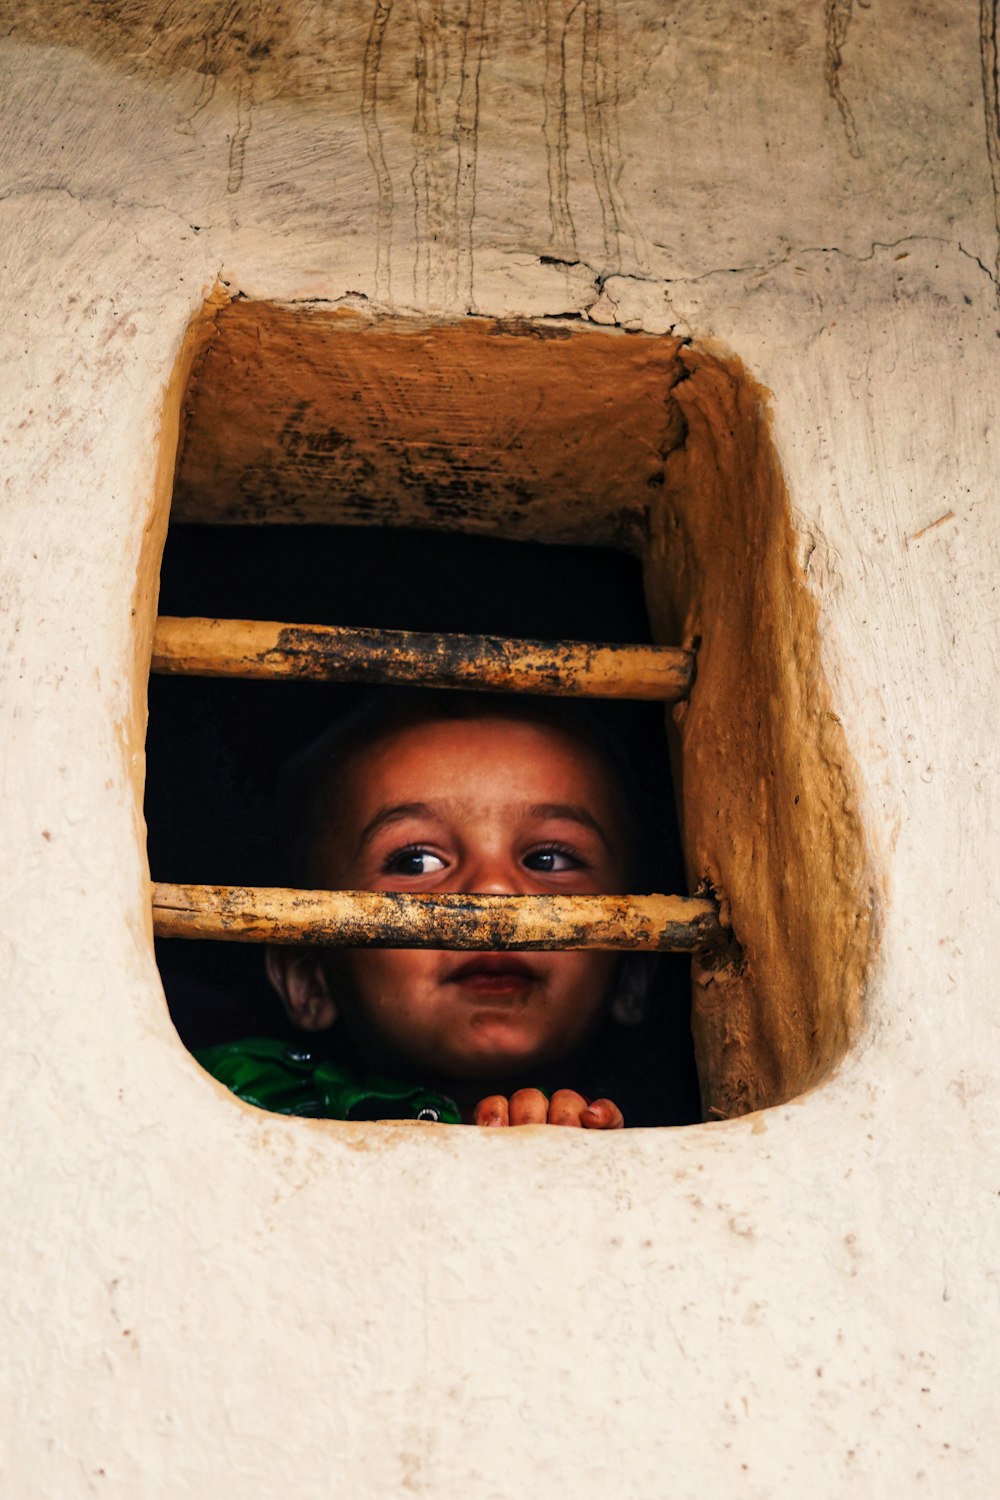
[1,3,998,1496]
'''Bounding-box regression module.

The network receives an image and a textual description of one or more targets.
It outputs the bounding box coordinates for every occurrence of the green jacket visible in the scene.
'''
[195,1037,462,1124]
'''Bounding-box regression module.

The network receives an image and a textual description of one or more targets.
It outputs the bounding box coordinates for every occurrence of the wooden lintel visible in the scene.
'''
[151,617,695,702]
[152,884,723,953]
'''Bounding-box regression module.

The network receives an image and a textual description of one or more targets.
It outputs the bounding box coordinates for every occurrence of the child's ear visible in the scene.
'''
[265,947,337,1032]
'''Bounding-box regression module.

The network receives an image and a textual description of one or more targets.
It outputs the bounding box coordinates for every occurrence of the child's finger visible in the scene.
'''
[580,1098,625,1130]
[474,1095,509,1127]
[547,1089,589,1126]
[508,1088,549,1126]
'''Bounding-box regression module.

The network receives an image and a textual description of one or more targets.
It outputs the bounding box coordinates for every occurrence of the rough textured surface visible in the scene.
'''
[152,884,723,952]
[151,611,695,699]
[173,302,688,542]
[1,3,999,1498]
[650,347,877,1115]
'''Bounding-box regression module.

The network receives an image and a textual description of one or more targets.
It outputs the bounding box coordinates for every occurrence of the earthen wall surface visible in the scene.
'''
[1,4,998,1495]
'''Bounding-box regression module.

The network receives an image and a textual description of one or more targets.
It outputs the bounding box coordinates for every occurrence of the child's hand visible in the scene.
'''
[474,1089,624,1129]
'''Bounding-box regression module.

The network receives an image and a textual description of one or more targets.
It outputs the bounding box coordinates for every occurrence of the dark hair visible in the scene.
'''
[276,688,654,890]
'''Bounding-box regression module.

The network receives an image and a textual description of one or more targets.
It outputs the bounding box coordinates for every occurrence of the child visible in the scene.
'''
[196,692,690,1127]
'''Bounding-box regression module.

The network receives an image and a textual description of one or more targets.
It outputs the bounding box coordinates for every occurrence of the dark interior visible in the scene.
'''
[147,524,700,1123]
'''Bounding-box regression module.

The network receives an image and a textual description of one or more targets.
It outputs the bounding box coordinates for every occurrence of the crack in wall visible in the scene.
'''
[361,0,396,304]
[0,182,187,221]
[580,0,622,270]
[957,239,1000,288]
[453,0,487,311]
[824,0,863,161]
[541,0,582,262]
[647,235,1000,291]
[410,0,449,309]
[227,72,254,194]
[980,0,1000,301]
[366,0,486,314]
[514,235,1000,331]
[488,236,1000,333]
[538,0,643,278]
[0,181,211,266]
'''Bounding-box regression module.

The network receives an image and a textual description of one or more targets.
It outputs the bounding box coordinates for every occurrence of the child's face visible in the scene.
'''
[313,715,628,1082]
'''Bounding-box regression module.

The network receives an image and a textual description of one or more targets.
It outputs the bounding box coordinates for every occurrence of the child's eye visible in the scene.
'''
[522,844,585,874]
[383,845,448,877]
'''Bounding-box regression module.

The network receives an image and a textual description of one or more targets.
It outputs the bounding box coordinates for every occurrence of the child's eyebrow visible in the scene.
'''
[356,801,440,851]
[354,800,615,854]
[527,802,613,852]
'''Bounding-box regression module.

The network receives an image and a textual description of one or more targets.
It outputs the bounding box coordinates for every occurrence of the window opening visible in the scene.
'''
[144,300,876,1125]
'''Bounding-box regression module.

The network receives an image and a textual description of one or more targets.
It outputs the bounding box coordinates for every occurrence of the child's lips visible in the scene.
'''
[444,955,540,995]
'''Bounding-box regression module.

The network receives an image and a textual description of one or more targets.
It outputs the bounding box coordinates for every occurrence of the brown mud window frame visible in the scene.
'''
[150,613,721,955]
[152,616,695,703]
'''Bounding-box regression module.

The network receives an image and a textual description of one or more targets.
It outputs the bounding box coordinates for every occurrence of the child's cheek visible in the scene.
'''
[553,948,617,994]
[346,947,430,1000]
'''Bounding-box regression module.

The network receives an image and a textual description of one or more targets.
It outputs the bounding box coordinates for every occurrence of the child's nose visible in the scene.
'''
[460,854,524,896]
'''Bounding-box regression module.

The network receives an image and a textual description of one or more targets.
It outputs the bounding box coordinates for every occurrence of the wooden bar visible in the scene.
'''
[152,884,723,953]
[151,617,695,702]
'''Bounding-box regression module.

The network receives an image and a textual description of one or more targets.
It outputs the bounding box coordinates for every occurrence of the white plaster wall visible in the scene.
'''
[1,3,998,1495]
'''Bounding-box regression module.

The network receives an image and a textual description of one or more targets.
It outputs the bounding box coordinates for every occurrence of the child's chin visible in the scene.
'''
[445,1028,552,1079]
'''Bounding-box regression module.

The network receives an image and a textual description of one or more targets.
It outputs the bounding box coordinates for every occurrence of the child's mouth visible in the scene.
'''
[444,955,540,996]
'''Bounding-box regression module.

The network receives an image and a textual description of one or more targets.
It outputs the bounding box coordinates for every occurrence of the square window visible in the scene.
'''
[142,299,876,1123]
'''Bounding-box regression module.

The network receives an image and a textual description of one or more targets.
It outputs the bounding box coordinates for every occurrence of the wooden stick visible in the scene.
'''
[151,617,695,702]
[152,884,723,953]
